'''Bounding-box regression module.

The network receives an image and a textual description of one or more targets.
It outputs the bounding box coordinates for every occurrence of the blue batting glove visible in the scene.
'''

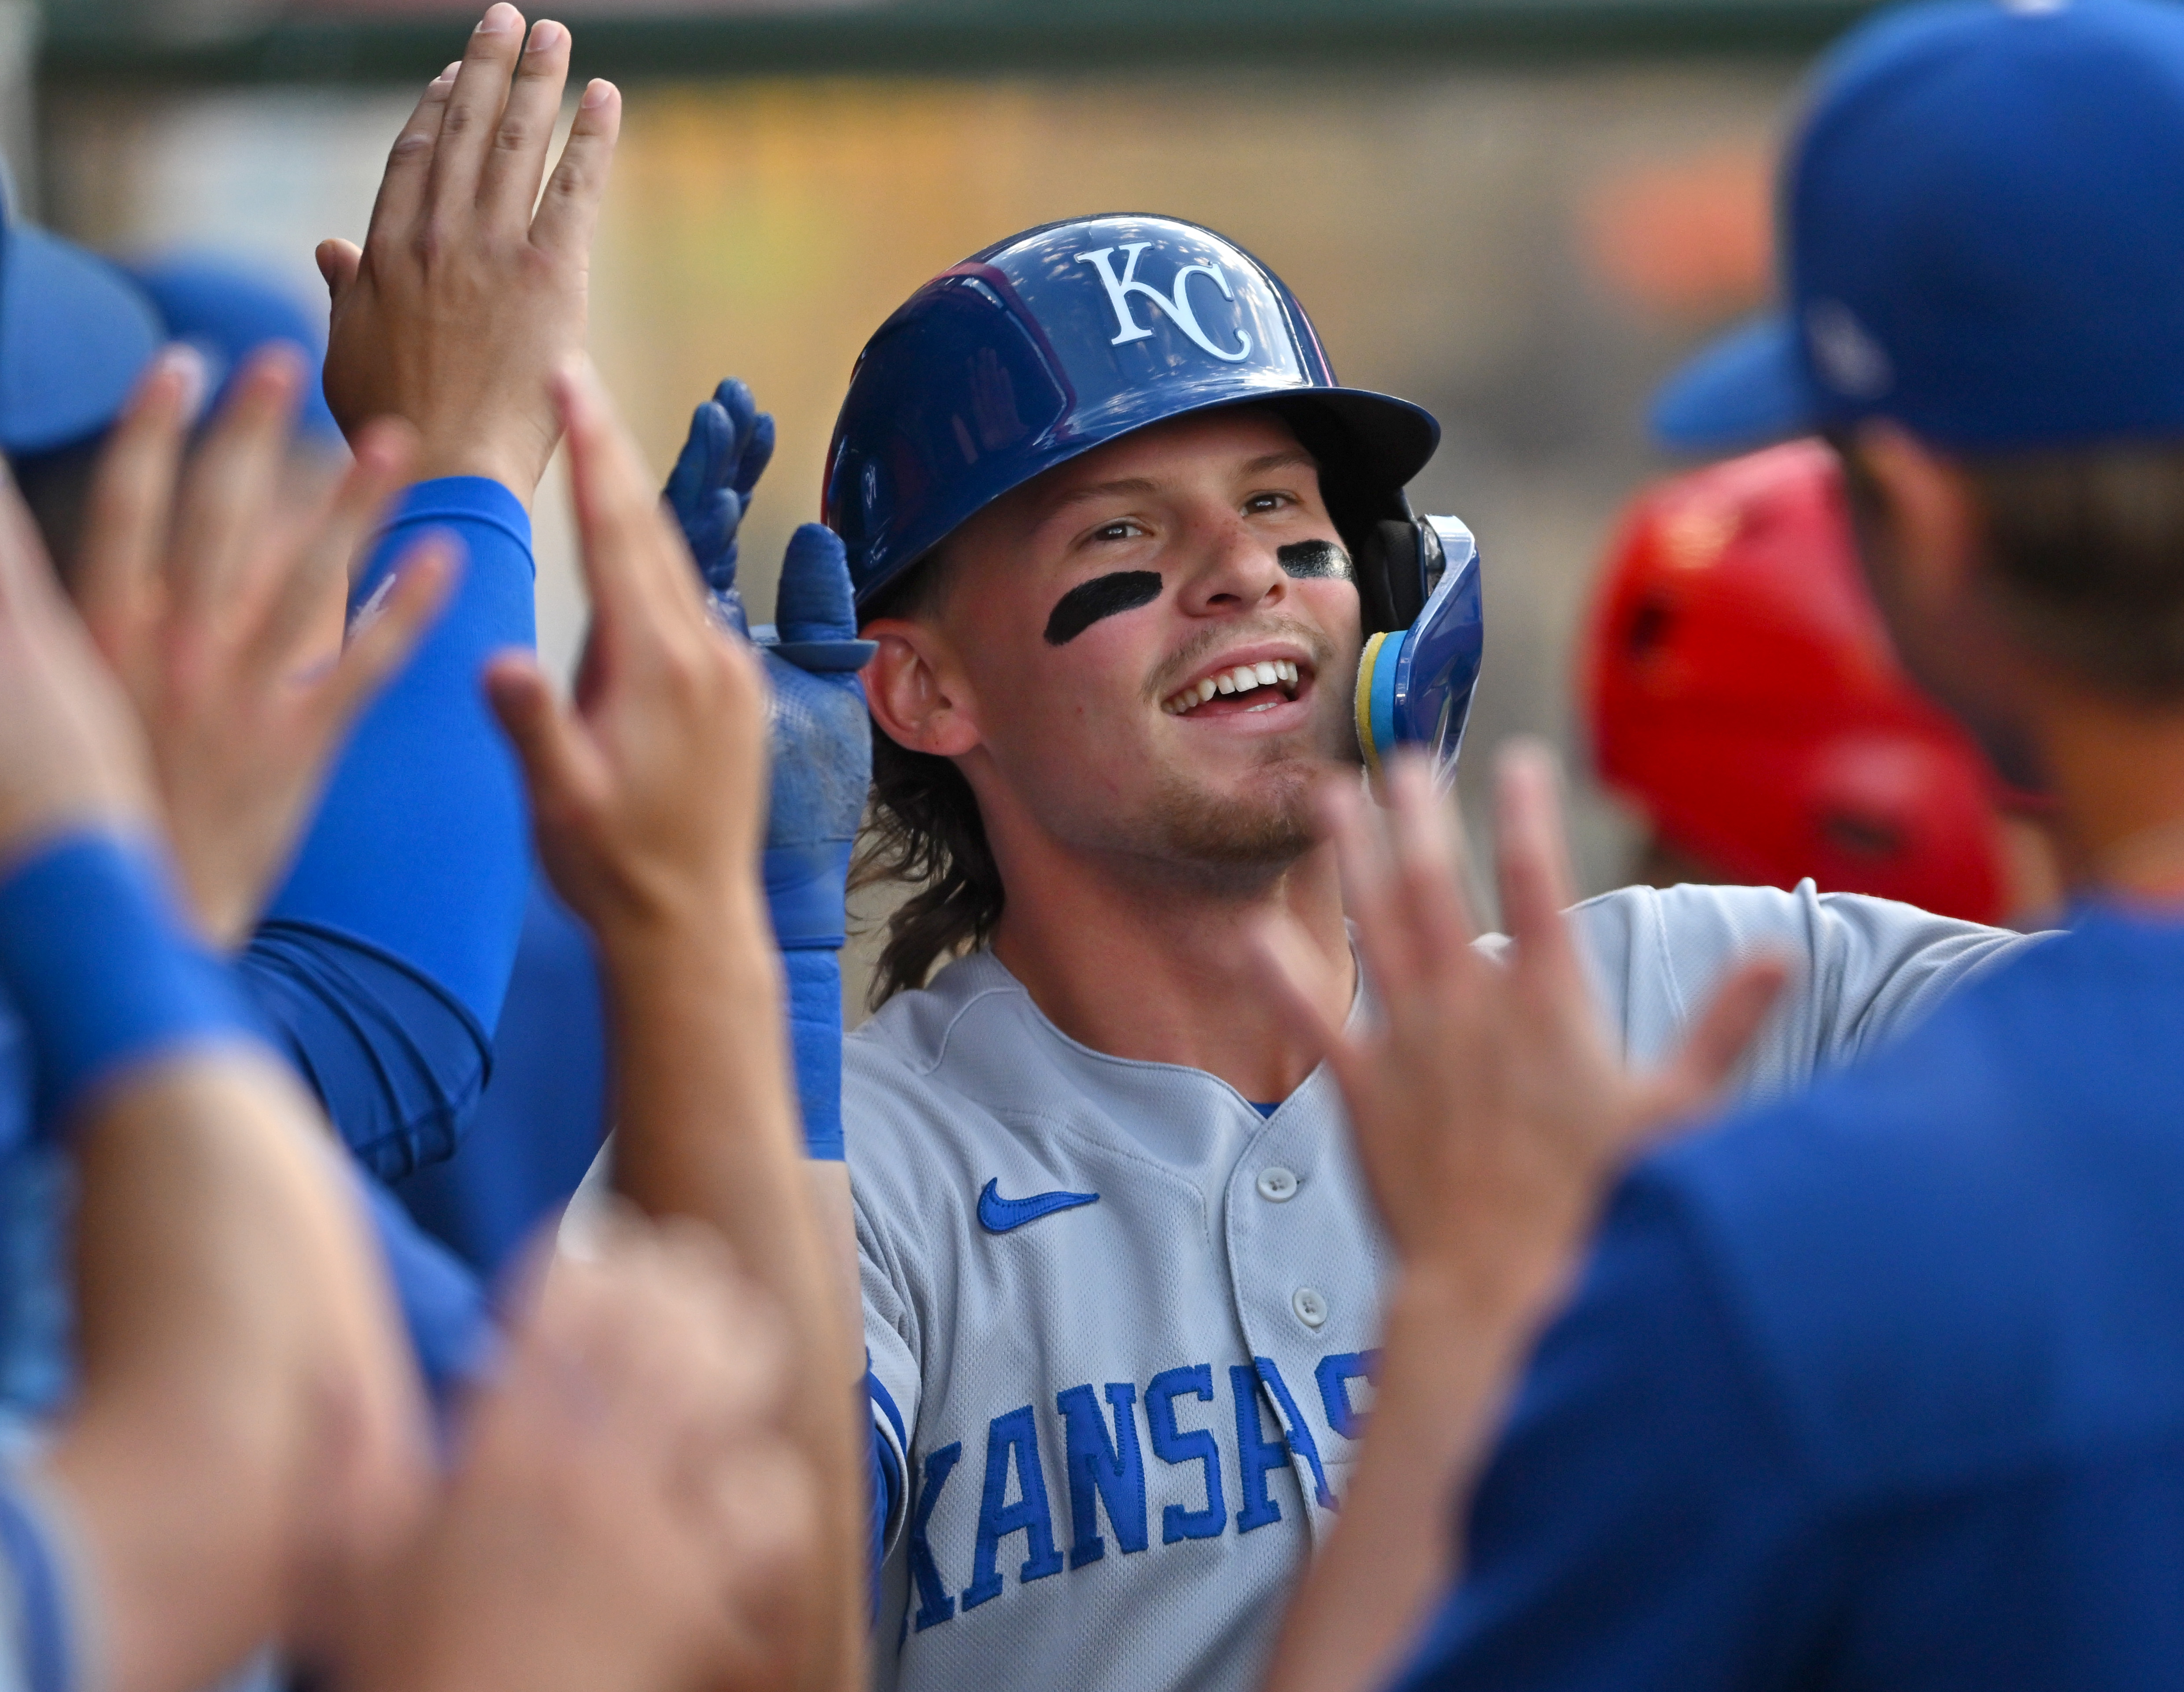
[663,378,776,613]
[756,525,875,1163]
[761,522,876,948]
[665,381,872,1160]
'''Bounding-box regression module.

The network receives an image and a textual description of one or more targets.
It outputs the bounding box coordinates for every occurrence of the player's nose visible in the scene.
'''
[1173,513,1286,618]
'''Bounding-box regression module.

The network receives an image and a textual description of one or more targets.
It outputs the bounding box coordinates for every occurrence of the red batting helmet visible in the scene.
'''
[1583,439,2006,923]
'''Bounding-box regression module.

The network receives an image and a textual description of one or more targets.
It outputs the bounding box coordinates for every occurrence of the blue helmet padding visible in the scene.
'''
[824,213,1440,609]
[0,227,162,457]
[127,252,343,443]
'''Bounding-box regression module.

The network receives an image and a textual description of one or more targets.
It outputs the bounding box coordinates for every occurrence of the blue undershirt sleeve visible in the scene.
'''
[268,475,534,1025]
[1387,1172,1839,1692]
[246,476,536,1182]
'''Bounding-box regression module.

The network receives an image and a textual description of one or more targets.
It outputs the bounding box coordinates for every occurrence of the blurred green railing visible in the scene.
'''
[40,0,1880,86]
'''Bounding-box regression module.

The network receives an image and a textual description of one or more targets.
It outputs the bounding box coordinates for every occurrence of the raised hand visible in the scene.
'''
[72,345,451,948]
[345,1218,818,1692]
[1260,743,1787,1323]
[1255,745,1788,1692]
[484,362,770,943]
[318,4,620,503]
[664,378,776,606]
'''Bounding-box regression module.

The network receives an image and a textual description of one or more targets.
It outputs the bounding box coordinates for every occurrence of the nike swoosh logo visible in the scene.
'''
[978,1178,1099,1234]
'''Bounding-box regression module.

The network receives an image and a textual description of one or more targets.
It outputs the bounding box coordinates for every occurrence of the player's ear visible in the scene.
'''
[861,617,982,758]
[1846,420,1982,614]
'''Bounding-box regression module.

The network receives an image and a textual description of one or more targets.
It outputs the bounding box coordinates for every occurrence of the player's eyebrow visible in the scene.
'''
[1043,476,1163,515]
[1044,571,1164,645]
[1238,449,1318,480]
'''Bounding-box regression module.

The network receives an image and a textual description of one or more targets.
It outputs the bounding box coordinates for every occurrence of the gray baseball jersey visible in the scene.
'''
[852,881,2039,1692]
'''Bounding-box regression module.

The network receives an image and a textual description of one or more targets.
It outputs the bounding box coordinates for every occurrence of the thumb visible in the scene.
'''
[774,523,856,645]
[316,239,362,306]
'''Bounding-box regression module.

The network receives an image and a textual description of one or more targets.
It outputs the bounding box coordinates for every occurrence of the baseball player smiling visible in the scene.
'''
[806,214,2038,1692]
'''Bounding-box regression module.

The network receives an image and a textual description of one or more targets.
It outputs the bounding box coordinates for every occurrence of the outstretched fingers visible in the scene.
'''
[484,650,609,828]
[311,539,457,743]
[361,62,461,256]
[1642,957,1792,1137]
[559,362,705,634]
[529,78,622,259]
[426,4,528,217]
[238,421,418,687]
[1382,752,1481,972]
[476,18,572,229]
[166,347,305,628]
[1492,739,1588,1002]
[73,347,200,678]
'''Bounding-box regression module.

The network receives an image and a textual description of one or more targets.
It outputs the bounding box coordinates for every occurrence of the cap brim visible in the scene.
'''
[1649,312,1818,454]
[1,228,162,456]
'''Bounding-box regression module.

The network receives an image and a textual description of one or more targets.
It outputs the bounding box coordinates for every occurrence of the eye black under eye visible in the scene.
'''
[1277,540,1353,581]
[1044,570,1163,646]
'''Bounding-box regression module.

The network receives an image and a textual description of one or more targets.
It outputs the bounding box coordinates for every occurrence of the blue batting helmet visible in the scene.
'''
[823,214,1442,622]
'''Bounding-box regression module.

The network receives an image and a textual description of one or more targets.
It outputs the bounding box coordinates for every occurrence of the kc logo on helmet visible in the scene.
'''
[1075,244,1254,363]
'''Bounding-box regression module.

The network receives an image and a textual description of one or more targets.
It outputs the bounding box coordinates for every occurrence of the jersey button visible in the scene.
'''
[1292,1286,1328,1328]
[1257,1166,1299,1202]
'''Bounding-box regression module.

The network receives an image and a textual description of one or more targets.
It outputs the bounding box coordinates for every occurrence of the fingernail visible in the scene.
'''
[160,345,209,424]
[527,18,565,51]
[434,59,461,83]
[476,3,520,34]
[579,77,614,108]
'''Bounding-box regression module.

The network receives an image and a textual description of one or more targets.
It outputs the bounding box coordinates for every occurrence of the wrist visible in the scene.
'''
[0,832,266,1137]
[1387,1256,1556,1362]
[409,421,553,510]
[594,880,779,990]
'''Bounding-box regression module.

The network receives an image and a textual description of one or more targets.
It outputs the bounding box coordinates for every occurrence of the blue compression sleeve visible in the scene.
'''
[0,835,261,1136]
[243,926,489,1182]
[396,877,610,1279]
[247,477,537,1180]
[268,476,534,1029]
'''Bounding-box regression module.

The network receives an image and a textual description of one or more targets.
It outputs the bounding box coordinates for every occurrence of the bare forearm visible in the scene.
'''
[1264,1271,1535,1692]
[602,906,867,1690]
[51,1056,419,1692]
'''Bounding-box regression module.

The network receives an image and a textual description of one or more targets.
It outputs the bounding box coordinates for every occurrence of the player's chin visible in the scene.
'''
[1147,752,1342,867]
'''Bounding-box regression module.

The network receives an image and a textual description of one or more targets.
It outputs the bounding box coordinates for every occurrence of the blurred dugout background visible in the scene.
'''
[18,0,1870,1009]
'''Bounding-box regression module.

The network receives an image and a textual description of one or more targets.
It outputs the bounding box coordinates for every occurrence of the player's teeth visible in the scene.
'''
[1214,673,1236,695]
[1231,666,1260,694]
[1279,660,1299,684]
[1198,677,1217,703]
[1253,661,1279,687]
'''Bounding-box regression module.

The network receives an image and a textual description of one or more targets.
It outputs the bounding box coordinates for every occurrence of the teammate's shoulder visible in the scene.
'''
[1626,913,2184,1492]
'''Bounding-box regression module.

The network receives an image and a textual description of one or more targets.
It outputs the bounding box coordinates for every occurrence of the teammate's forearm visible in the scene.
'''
[1262,1269,1534,1692]
[601,903,867,1692]
[52,1054,424,1692]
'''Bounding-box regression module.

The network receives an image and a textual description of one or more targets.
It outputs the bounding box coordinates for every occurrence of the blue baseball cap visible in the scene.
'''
[0,225,163,458]
[127,252,343,443]
[1653,0,2184,454]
